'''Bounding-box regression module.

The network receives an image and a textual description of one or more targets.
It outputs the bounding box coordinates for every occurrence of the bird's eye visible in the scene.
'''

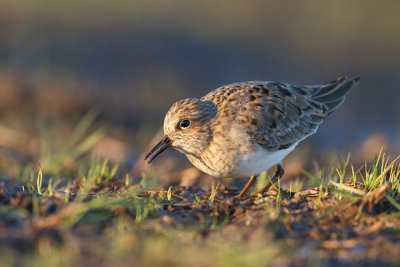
[179,119,191,129]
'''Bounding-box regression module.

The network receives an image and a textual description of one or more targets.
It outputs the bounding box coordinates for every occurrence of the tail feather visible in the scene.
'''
[313,76,346,96]
[323,97,345,113]
[312,76,360,113]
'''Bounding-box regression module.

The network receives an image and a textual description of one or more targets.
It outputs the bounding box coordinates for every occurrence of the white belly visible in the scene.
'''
[228,142,298,178]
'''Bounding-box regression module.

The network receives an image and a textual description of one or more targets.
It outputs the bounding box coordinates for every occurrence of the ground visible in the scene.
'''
[0,158,399,266]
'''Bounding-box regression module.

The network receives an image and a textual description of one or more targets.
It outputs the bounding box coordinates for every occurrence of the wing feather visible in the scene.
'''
[202,77,359,150]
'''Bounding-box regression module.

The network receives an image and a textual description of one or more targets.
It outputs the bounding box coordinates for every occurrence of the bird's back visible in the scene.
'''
[201,77,359,151]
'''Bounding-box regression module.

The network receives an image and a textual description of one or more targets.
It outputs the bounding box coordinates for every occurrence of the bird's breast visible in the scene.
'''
[227,143,298,177]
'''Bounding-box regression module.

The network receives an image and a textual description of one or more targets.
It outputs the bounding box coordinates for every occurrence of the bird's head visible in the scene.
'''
[145,98,217,163]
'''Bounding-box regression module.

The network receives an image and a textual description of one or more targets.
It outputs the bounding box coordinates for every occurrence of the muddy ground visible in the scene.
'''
[0,176,399,267]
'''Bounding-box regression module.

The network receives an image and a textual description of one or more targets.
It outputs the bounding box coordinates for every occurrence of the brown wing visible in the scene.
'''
[202,77,359,150]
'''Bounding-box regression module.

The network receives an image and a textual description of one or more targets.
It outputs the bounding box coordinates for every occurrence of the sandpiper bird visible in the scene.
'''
[145,76,360,198]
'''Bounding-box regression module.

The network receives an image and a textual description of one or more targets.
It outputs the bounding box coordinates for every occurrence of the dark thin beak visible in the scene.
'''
[144,136,172,164]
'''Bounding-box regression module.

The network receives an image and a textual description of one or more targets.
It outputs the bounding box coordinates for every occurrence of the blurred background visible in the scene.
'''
[0,1,399,188]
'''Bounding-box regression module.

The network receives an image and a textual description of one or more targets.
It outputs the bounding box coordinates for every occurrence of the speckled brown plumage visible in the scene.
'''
[145,76,360,196]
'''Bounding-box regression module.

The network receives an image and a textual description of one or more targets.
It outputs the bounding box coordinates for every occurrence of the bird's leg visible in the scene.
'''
[256,163,284,195]
[237,175,257,199]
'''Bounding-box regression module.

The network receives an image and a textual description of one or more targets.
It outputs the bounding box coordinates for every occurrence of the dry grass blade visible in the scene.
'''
[329,181,366,196]
[360,183,389,212]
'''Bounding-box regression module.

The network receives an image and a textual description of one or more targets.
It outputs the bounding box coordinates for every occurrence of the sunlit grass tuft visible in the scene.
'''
[209,180,220,205]
[335,153,351,184]
[359,150,400,192]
